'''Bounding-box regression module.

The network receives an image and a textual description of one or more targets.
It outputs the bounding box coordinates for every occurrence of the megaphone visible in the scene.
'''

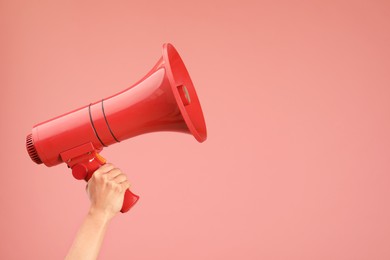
[25,43,207,213]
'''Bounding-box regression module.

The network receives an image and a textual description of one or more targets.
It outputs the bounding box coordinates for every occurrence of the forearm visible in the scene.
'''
[65,209,111,260]
[65,164,129,259]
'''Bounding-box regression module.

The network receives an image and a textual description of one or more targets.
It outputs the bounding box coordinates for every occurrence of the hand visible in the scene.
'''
[65,163,130,260]
[86,163,130,221]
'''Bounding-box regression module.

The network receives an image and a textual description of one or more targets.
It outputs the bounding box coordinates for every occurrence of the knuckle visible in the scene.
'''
[102,174,110,183]
[123,181,130,188]
[90,174,99,182]
[107,181,116,188]
[95,172,103,180]
[115,186,123,193]
[92,169,102,176]
[116,173,125,180]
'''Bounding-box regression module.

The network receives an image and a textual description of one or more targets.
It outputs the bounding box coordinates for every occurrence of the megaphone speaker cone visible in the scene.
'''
[163,43,207,143]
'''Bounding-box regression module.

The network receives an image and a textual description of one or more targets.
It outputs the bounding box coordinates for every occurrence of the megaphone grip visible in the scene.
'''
[121,189,140,213]
[93,154,139,213]
[70,151,139,213]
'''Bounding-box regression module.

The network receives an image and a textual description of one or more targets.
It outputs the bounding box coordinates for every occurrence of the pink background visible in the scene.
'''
[1,0,390,259]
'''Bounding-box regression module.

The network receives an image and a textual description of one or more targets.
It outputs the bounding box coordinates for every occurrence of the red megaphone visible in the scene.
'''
[26,43,207,213]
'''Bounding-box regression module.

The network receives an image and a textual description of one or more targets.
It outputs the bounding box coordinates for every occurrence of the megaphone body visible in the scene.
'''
[26,43,207,213]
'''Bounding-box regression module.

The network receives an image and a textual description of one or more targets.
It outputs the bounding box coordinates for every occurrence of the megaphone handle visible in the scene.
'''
[91,158,139,213]
[121,189,140,213]
[71,152,139,213]
[88,162,139,213]
[87,169,139,213]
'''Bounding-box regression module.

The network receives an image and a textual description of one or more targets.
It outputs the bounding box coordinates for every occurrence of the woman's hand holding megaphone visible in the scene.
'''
[71,151,139,213]
[87,163,137,217]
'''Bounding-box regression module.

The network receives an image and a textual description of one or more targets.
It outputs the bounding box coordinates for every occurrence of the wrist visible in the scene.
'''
[88,206,115,223]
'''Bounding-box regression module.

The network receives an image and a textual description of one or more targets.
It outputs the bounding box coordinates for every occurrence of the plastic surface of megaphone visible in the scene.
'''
[26,43,207,213]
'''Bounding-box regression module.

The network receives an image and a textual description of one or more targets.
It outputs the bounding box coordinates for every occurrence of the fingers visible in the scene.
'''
[113,173,128,184]
[91,163,131,193]
[96,163,131,185]
[95,164,125,181]
[104,167,128,184]
[106,168,122,180]
[94,163,115,175]
[121,181,131,193]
